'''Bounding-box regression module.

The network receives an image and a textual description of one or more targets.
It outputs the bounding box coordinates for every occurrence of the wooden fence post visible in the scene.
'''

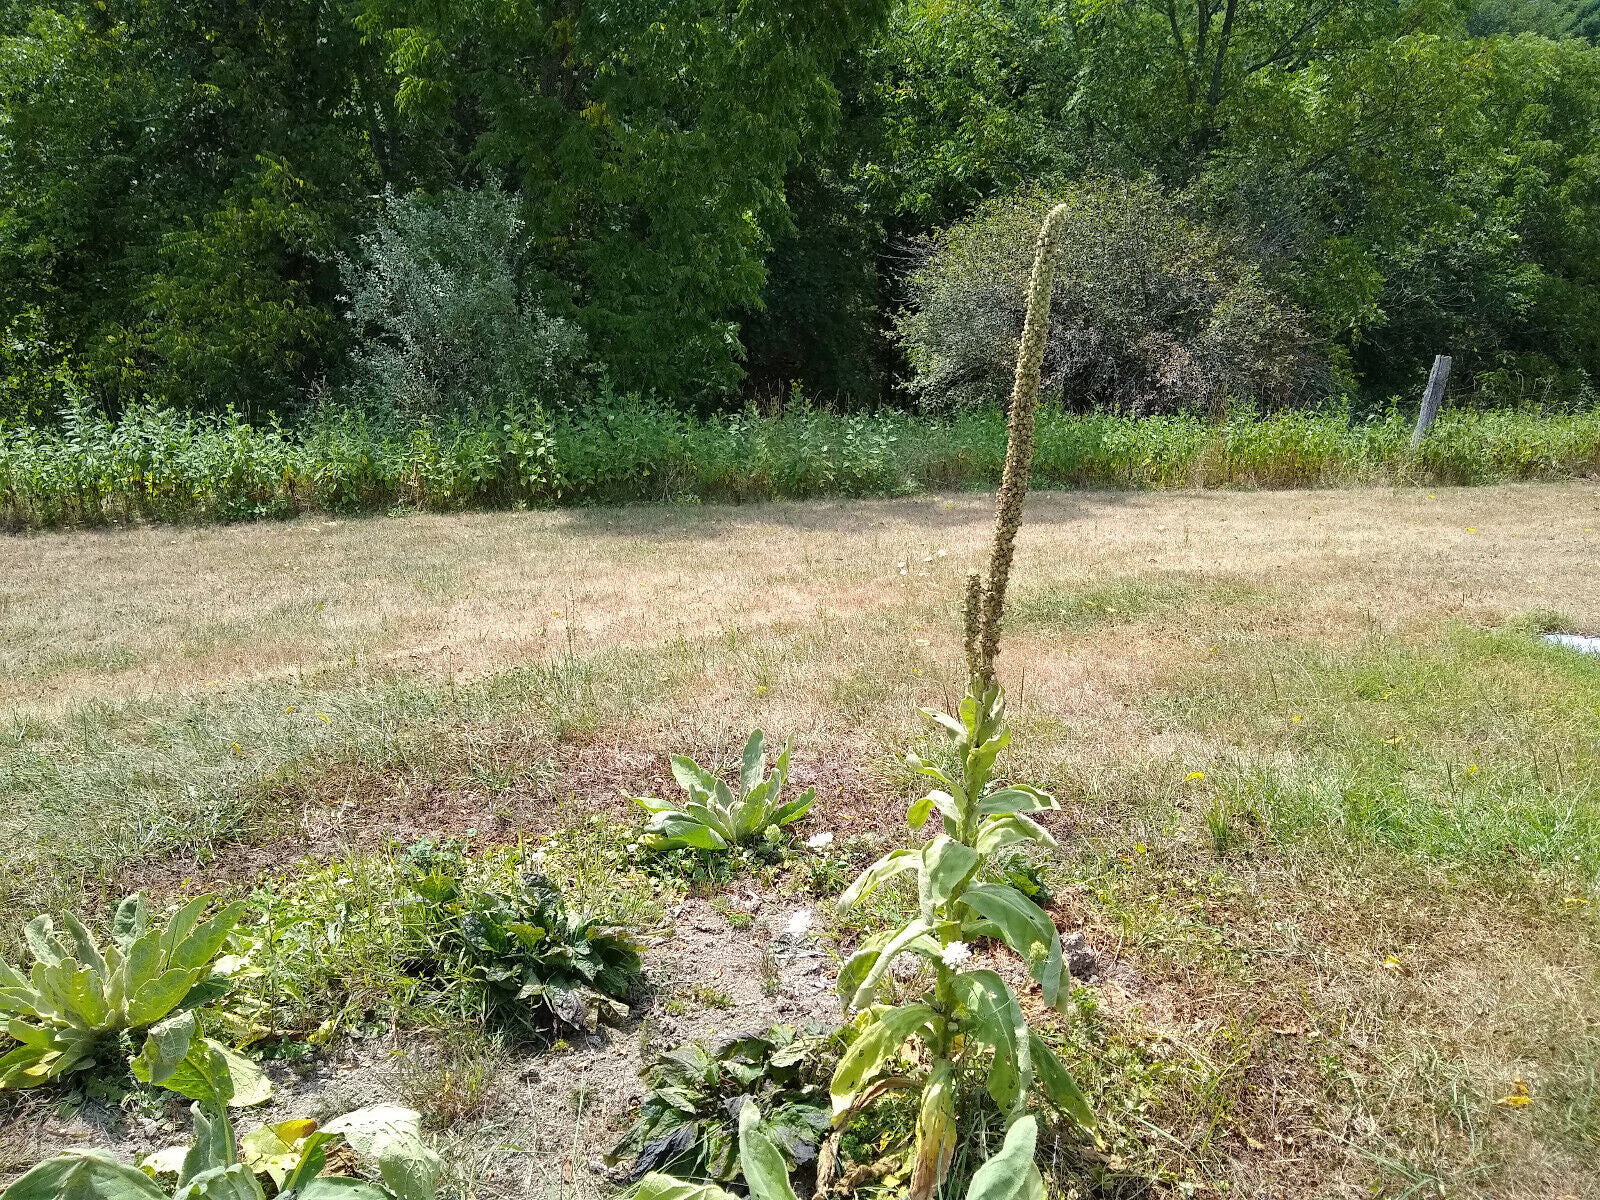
[1411,354,1452,449]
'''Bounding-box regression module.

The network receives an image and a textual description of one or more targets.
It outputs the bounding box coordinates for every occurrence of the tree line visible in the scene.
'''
[1,0,1597,423]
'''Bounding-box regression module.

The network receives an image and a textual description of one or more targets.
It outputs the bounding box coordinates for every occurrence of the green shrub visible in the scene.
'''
[896,180,1324,416]
[341,185,588,415]
[400,841,642,1036]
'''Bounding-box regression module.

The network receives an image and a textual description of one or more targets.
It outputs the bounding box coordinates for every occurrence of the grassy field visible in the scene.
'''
[3,482,1599,1198]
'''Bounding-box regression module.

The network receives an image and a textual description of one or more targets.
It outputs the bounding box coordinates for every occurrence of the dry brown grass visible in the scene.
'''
[5,483,1596,713]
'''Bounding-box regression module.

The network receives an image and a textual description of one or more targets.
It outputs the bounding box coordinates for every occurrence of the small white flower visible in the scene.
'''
[940,941,972,969]
[784,908,814,938]
[806,831,834,849]
[530,850,547,869]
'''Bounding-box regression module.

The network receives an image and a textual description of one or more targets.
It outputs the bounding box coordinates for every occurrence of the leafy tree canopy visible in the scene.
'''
[1,0,1597,414]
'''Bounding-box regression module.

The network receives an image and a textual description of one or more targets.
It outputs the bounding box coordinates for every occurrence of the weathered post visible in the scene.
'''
[1411,354,1452,449]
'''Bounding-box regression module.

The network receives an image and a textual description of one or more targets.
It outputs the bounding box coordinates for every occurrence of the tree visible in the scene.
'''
[357,0,890,403]
[0,0,398,413]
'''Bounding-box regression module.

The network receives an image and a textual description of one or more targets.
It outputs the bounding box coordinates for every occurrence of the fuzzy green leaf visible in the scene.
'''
[848,918,934,1010]
[951,970,1031,1113]
[977,786,1057,816]
[1028,1033,1094,1129]
[974,813,1056,855]
[956,883,1063,1007]
[1,1151,170,1200]
[111,896,150,954]
[962,1116,1042,1200]
[921,836,979,908]
[739,730,767,799]
[631,1176,737,1200]
[830,1002,936,1116]
[322,1105,441,1200]
[836,849,919,912]
[736,1104,799,1200]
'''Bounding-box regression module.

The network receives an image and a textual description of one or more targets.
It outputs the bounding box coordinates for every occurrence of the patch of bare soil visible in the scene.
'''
[0,899,844,1191]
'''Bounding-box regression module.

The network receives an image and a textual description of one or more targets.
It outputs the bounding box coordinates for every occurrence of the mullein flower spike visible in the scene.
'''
[967,202,1070,684]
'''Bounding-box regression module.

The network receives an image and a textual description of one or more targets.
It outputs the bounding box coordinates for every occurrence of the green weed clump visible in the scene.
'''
[244,836,656,1045]
[2,397,1598,527]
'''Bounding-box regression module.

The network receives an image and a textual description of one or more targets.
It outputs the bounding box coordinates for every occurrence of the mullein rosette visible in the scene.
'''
[632,730,816,852]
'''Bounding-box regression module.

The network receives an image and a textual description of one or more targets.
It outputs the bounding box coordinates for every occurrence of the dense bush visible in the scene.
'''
[2,398,1595,528]
[896,181,1323,416]
[342,186,588,414]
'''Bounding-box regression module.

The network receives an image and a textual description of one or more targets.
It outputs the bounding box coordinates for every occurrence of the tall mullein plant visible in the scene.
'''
[829,206,1089,1200]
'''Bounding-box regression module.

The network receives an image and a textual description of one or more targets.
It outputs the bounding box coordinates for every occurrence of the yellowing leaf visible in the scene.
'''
[1495,1079,1531,1108]
[241,1119,321,1186]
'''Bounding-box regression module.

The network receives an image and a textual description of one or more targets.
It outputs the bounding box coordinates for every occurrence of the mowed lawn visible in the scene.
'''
[3,482,1599,1198]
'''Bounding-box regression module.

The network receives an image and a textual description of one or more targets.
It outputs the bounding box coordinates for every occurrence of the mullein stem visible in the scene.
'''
[967,202,1070,685]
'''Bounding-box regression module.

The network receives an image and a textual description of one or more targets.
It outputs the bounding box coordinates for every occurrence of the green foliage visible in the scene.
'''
[341,185,588,415]
[398,841,642,1037]
[1471,0,1600,44]
[355,0,889,401]
[0,0,384,412]
[0,893,246,1090]
[2,400,1597,528]
[632,731,817,852]
[129,1011,272,1112]
[831,678,1092,1196]
[607,1027,835,1183]
[0,310,81,428]
[2,0,1600,413]
[632,1103,1044,1200]
[897,181,1323,415]
[0,1089,441,1200]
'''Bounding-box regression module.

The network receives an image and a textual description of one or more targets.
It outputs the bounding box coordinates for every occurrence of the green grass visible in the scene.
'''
[0,642,706,943]
[1008,573,1267,634]
[1158,626,1600,888]
[3,397,1598,527]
